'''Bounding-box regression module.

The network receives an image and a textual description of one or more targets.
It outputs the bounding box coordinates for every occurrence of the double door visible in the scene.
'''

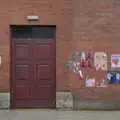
[11,26,56,108]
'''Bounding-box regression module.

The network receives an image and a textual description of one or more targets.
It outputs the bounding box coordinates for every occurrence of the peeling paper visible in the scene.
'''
[78,70,83,79]
[73,62,81,73]
[66,51,93,80]
[100,79,107,87]
[81,52,86,60]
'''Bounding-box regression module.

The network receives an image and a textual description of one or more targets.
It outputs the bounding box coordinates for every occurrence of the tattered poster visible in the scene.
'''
[94,52,107,71]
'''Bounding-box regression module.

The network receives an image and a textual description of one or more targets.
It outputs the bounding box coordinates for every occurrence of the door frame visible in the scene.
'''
[10,25,56,109]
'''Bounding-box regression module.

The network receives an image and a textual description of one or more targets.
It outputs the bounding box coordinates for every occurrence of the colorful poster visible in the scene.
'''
[111,55,120,68]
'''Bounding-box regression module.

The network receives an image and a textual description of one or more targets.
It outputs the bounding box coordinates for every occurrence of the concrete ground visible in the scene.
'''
[0,109,120,120]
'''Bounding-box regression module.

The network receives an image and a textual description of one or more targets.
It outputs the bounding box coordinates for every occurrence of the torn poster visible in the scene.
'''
[99,79,107,87]
[66,51,93,79]
[94,52,107,71]
[111,54,120,68]
[73,62,83,78]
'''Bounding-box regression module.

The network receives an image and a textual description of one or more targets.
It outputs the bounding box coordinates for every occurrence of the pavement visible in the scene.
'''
[0,109,120,120]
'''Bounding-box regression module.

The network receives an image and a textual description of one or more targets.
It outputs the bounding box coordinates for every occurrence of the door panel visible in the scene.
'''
[15,86,30,99]
[34,44,53,60]
[16,65,29,80]
[37,64,52,79]
[11,26,56,108]
[16,44,29,60]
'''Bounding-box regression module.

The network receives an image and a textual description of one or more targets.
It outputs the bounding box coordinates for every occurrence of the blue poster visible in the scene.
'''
[107,72,120,84]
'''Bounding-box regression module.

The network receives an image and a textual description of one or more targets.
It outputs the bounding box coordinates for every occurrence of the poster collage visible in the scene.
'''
[65,51,120,88]
[108,54,120,84]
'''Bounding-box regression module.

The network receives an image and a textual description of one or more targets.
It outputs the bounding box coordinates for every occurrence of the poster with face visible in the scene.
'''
[111,55,120,68]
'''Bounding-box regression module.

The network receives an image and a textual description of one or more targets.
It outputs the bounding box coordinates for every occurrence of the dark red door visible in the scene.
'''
[11,26,56,108]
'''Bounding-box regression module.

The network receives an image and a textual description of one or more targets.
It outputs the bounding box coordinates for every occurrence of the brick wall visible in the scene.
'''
[0,0,73,91]
[1,0,120,102]
[70,0,120,101]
